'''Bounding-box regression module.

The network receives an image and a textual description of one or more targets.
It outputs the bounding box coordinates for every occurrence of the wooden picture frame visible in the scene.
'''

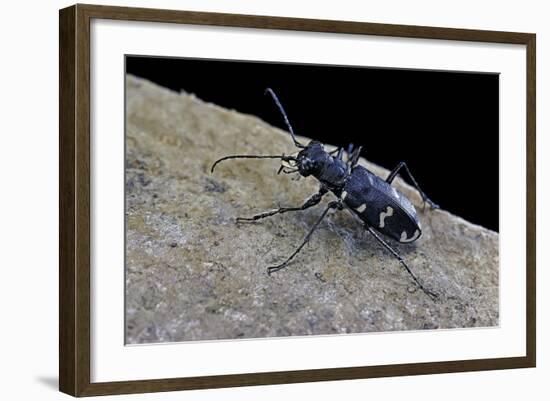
[59,3,536,397]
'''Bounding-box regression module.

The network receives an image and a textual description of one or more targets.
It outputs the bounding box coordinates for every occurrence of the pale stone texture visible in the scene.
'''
[125,75,498,344]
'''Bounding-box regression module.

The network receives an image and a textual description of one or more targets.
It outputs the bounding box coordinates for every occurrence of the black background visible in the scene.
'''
[126,56,499,232]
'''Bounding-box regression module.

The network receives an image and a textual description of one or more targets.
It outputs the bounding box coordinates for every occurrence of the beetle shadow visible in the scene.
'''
[327,209,420,260]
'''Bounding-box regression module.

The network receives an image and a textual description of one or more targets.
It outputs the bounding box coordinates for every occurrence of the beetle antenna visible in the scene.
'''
[211,154,296,173]
[265,88,305,149]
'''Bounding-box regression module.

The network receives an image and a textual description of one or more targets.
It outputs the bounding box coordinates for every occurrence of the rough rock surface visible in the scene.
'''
[125,75,499,344]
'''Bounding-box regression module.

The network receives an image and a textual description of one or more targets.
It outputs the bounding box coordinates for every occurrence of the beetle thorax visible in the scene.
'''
[296,141,347,189]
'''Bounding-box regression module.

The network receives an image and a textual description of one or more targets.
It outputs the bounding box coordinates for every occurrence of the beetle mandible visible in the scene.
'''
[211,88,440,300]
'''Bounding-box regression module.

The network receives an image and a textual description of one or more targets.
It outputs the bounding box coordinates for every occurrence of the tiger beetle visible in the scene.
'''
[211,88,440,300]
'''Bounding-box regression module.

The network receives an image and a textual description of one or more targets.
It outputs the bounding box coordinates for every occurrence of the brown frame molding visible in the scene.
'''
[59,3,536,397]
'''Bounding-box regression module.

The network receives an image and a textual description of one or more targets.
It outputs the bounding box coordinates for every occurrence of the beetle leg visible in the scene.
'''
[364,225,438,301]
[236,187,328,223]
[328,147,346,162]
[346,145,363,173]
[336,147,345,161]
[386,162,439,210]
[267,200,342,274]
[347,143,354,159]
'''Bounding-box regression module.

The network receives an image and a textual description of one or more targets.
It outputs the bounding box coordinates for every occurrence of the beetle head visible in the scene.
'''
[295,141,327,177]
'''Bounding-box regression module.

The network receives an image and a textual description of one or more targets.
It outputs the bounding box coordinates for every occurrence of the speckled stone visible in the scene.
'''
[125,75,499,344]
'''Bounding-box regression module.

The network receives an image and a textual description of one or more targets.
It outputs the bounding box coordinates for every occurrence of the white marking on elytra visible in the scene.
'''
[400,229,421,243]
[341,191,348,200]
[378,206,394,228]
[356,203,367,213]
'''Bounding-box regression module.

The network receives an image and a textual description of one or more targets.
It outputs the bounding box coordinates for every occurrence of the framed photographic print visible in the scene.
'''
[59,4,536,397]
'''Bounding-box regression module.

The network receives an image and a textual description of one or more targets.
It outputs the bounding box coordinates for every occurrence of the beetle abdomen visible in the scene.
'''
[341,166,422,243]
